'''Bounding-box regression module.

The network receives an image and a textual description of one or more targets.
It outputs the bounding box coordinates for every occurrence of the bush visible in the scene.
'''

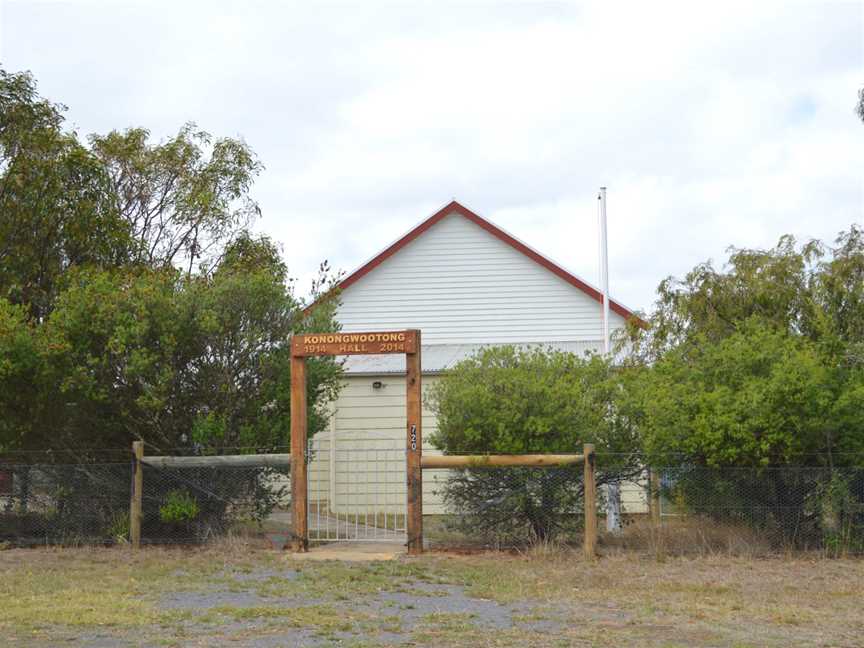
[429,346,640,544]
[159,490,199,524]
[440,465,583,544]
[623,228,864,550]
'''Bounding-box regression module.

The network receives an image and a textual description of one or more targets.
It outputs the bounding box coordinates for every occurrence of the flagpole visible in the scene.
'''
[598,186,620,533]
[598,187,610,354]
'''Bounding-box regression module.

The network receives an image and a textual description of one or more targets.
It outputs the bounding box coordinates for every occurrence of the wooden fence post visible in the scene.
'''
[290,354,308,552]
[583,443,596,559]
[406,332,423,555]
[649,468,661,526]
[130,440,143,550]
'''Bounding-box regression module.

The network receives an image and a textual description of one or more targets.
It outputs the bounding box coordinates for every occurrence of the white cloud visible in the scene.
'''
[1,0,861,311]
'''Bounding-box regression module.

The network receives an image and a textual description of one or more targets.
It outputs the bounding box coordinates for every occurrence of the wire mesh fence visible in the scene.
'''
[140,462,291,545]
[424,464,864,555]
[646,465,864,555]
[0,460,131,547]
[423,465,586,549]
[2,450,862,555]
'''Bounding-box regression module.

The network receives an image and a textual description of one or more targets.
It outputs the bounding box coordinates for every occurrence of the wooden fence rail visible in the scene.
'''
[141,454,291,469]
[421,454,584,469]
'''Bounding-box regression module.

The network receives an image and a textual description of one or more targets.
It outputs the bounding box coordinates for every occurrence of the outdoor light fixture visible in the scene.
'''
[372,381,384,389]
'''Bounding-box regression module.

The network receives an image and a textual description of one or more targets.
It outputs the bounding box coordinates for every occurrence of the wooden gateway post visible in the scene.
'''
[290,330,423,554]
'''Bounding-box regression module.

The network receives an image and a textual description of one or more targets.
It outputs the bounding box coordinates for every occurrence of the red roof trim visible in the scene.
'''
[335,202,457,294]
[333,201,644,325]
[312,201,645,326]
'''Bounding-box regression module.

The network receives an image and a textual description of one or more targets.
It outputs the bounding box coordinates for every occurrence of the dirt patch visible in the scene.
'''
[154,567,555,646]
[159,589,308,610]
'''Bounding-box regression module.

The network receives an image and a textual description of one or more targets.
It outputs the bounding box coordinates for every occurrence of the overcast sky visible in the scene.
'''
[1,0,862,312]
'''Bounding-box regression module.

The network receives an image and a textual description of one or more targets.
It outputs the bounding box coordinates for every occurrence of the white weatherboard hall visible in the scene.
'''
[305,201,644,539]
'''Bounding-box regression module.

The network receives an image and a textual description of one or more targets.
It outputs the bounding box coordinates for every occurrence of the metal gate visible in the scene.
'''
[307,436,407,543]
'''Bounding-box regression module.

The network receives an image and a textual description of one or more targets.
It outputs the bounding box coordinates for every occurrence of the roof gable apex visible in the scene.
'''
[335,200,643,324]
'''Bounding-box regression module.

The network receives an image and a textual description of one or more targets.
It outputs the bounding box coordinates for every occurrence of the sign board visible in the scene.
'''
[291,330,418,357]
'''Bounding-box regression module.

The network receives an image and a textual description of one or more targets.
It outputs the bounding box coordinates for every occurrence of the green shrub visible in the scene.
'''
[159,490,200,524]
[429,346,640,544]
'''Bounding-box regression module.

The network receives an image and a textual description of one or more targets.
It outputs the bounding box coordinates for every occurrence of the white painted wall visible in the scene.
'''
[337,212,627,345]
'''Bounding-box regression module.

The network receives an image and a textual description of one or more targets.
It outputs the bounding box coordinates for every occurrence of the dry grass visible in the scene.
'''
[0,541,261,631]
[0,542,862,647]
[428,548,864,646]
[602,516,780,558]
[425,514,823,559]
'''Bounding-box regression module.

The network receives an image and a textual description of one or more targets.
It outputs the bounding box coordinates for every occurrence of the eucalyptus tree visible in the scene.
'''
[0,69,131,321]
[89,125,262,274]
[0,66,342,456]
[621,227,864,546]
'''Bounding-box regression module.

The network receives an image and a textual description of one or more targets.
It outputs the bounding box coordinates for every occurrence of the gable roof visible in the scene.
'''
[332,200,644,325]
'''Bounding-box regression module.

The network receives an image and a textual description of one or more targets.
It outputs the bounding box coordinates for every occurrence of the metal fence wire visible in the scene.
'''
[0,461,131,546]
[652,466,864,553]
[140,463,291,545]
[423,465,585,548]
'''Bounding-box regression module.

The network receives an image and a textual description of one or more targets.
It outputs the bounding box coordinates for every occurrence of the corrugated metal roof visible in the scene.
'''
[341,341,604,374]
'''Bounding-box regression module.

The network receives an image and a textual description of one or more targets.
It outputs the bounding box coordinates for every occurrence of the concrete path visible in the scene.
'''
[288,541,406,562]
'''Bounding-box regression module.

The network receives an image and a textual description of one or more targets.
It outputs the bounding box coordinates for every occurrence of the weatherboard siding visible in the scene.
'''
[336,375,445,514]
[336,212,627,345]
